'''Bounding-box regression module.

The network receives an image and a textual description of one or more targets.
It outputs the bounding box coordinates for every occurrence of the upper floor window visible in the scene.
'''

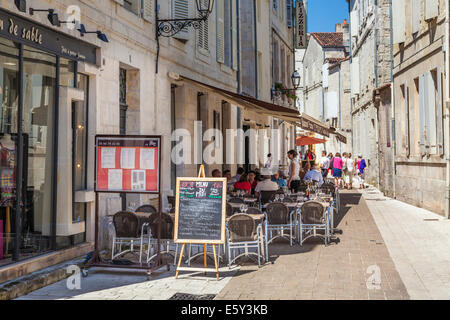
[118,0,153,22]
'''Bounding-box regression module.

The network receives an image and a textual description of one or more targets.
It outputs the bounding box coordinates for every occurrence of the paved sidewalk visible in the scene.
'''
[216,191,409,300]
[360,186,450,300]
[16,267,237,300]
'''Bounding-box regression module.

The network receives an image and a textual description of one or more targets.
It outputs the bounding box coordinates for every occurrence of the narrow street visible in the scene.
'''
[16,186,450,300]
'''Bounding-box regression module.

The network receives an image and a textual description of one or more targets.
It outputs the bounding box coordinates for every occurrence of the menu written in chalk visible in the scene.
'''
[175,178,226,244]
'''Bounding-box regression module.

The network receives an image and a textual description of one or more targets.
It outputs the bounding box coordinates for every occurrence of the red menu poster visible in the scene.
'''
[95,136,160,193]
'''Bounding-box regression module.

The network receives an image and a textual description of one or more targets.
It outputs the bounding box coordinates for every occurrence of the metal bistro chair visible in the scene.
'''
[145,212,178,265]
[135,204,158,214]
[264,202,296,261]
[299,201,329,246]
[111,211,148,264]
[227,214,264,268]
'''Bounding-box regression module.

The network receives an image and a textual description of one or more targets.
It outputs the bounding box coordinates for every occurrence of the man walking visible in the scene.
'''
[319,150,330,180]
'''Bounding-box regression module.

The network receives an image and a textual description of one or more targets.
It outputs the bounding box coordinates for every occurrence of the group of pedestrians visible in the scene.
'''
[319,151,367,189]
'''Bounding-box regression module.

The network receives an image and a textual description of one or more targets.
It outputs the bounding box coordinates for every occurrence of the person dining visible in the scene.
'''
[211,169,221,177]
[230,167,244,185]
[254,168,279,198]
[233,173,252,195]
[224,169,234,191]
[271,170,287,187]
[248,170,258,195]
[304,164,324,186]
[300,162,311,180]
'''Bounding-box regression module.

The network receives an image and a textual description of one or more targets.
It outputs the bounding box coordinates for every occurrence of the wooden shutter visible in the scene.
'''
[142,0,153,22]
[404,81,410,156]
[216,0,225,63]
[392,0,405,44]
[173,0,190,41]
[286,0,292,28]
[232,0,238,70]
[350,9,359,38]
[351,57,360,96]
[411,0,420,34]
[197,0,209,52]
[419,74,426,155]
[437,67,444,155]
[425,0,438,21]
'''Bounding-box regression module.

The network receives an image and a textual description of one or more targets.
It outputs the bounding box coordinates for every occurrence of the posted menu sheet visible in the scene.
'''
[121,148,136,169]
[132,170,146,191]
[101,147,116,168]
[108,169,123,190]
[140,148,155,170]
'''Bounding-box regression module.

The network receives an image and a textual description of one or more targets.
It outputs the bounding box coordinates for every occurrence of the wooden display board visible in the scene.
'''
[174,166,226,279]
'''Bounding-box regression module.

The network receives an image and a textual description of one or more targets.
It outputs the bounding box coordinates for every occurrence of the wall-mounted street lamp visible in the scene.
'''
[155,0,215,73]
[271,70,301,101]
[77,23,108,42]
[15,0,27,13]
[29,8,60,26]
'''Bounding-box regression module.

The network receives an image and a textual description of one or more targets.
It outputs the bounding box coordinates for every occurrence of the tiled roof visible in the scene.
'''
[311,32,344,48]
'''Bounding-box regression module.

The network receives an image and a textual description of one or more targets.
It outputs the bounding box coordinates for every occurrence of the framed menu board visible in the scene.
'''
[174,178,227,244]
[95,135,161,194]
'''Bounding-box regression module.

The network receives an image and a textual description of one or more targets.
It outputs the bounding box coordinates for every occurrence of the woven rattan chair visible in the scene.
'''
[263,202,296,261]
[111,211,148,263]
[145,212,178,264]
[135,204,158,214]
[299,201,329,246]
[259,190,278,206]
[226,203,234,217]
[226,214,263,267]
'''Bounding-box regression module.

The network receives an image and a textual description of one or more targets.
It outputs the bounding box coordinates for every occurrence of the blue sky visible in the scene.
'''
[305,0,349,32]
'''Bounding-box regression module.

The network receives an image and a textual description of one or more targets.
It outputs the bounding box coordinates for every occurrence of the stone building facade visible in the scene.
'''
[391,0,449,216]
[348,0,392,191]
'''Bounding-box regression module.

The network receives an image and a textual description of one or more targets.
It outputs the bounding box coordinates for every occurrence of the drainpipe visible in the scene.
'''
[445,0,450,219]
[254,0,258,98]
[374,0,380,190]
[348,0,354,153]
[338,64,342,153]
[389,0,396,198]
[236,0,241,93]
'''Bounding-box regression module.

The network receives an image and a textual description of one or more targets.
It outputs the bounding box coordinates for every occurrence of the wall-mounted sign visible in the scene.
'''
[0,8,97,65]
[295,0,307,49]
[334,132,347,144]
[300,116,330,137]
[95,136,161,194]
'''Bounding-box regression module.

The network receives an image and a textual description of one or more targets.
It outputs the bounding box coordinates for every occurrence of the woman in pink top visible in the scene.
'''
[332,153,344,188]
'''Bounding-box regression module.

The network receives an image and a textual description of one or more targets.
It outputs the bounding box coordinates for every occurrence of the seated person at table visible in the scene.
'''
[224,169,234,190]
[230,167,245,185]
[248,170,258,194]
[303,164,324,186]
[233,173,252,195]
[211,169,221,177]
[300,162,311,180]
[271,170,287,187]
[254,168,279,198]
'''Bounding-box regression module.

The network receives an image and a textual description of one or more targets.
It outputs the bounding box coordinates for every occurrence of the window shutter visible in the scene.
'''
[404,81,410,156]
[351,57,360,96]
[197,0,209,52]
[437,67,444,156]
[419,74,426,155]
[114,0,124,6]
[322,63,329,88]
[350,10,359,38]
[142,0,153,22]
[232,0,238,70]
[216,0,225,63]
[424,72,431,153]
[425,0,438,21]
[286,0,292,28]
[411,0,420,34]
[392,0,406,44]
[172,0,190,41]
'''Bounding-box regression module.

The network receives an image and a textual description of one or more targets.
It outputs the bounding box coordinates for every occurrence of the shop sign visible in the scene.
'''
[299,117,330,137]
[295,0,307,49]
[0,9,97,64]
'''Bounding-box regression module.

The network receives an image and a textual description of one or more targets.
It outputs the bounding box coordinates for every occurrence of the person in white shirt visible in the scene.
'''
[345,152,355,189]
[254,168,279,197]
[264,153,272,168]
[319,150,330,179]
[303,164,324,186]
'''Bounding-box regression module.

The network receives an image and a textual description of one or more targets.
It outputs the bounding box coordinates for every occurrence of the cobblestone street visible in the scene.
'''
[16,186,450,300]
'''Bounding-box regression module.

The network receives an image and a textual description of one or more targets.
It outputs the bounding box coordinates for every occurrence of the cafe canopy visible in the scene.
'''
[296,136,327,146]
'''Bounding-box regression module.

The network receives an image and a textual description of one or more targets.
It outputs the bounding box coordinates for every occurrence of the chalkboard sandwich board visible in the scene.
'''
[174,178,227,245]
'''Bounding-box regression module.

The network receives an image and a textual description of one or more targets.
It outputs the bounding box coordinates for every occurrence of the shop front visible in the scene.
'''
[0,8,97,268]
